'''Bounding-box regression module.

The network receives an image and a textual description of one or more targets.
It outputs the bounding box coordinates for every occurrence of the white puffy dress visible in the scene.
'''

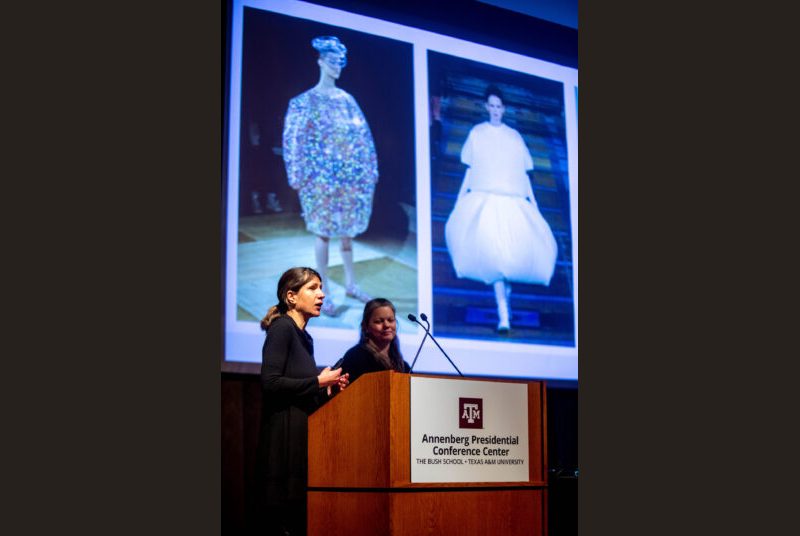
[444,122,558,286]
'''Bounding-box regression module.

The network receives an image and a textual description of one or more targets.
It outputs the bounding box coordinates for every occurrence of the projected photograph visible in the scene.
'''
[235,7,417,332]
[226,0,577,377]
[428,51,575,346]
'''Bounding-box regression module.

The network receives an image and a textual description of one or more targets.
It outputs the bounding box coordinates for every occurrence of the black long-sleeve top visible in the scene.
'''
[255,315,330,504]
[339,342,411,385]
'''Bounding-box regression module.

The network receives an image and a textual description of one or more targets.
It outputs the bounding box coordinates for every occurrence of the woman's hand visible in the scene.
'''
[337,373,350,391]
[320,369,350,397]
[317,367,342,388]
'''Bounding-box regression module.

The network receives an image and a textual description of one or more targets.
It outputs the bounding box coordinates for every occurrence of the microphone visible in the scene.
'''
[406,313,463,376]
[407,314,429,373]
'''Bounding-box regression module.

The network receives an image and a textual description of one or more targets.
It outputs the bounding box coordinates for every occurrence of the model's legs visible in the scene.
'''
[494,279,510,332]
[315,236,329,286]
[340,237,355,289]
[341,237,371,303]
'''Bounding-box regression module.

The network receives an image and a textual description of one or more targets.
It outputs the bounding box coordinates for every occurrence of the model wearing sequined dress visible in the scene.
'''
[445,86,558,332]
[282,36,376,316]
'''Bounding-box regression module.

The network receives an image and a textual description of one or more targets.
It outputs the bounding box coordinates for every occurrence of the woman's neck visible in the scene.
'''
[314,73,337,93]
[286,309,308,331]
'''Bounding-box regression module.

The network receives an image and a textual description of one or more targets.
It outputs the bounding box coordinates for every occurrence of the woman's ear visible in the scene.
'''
[286,290,296,306]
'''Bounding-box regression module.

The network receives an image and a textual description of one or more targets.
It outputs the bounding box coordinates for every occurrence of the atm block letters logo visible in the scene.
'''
[459,397,483,429]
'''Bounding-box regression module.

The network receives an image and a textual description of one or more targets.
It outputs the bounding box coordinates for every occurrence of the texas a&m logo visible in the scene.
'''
[459,397,483,429]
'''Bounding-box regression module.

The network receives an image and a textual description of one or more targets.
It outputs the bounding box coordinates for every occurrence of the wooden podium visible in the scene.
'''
[307,371,548,535]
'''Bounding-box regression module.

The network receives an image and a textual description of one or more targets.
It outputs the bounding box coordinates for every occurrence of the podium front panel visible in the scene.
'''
[308,488,545,536]
[308,371,547,488]
[308,372,548,536]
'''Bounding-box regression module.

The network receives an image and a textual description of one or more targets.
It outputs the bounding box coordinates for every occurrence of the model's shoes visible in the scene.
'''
[265,192,283,213]
[345,284,372,303]
[321,300,338,316]
[497,321,510,333]
[250,191,263,214]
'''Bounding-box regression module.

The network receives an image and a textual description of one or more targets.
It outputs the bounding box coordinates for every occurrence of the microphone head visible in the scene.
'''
[407,313,417,322]
[420,313,428,321]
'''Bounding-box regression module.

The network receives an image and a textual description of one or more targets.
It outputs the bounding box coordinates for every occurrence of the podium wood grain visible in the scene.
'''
[308,489,545,536]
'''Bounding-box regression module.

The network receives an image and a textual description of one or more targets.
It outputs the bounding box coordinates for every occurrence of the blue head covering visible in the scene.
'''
[312,36,347,68]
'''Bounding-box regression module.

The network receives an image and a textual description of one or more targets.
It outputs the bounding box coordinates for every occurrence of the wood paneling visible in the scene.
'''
[528,381,548,484]
[222,373,263,532]
[391,489,544,536]
[308,370,392,488]
[308,489,545,536]
[389,371,411,487]
[307,491,389,536]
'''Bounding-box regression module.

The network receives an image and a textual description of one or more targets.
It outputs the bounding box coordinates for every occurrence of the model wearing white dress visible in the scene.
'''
[445,121,558,286]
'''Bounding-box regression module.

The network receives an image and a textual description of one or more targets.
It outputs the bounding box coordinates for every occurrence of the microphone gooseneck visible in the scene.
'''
[408,314,428,372]
[406,312,463,377]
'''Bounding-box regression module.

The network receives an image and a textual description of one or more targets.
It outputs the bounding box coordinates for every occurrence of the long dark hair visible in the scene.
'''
[359,298,405,371]
[260,266,322,331]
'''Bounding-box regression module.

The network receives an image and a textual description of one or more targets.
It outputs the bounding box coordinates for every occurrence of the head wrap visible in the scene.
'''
[312,36,347,67]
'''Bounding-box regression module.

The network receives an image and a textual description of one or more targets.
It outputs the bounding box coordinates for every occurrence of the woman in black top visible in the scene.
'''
[254,266,349,536]
[339,298,411,385]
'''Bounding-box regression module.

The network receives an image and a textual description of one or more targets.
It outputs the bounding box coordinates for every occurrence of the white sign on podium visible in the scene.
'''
[410,376,529,483]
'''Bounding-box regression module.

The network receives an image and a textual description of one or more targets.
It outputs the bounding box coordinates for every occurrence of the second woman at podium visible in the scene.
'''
[339,298,411,384]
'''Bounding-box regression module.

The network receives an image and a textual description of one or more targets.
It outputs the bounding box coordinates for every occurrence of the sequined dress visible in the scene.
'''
[283,87,378,237]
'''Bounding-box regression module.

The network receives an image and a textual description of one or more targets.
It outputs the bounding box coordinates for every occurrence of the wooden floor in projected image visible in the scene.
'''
[236,212,418,334]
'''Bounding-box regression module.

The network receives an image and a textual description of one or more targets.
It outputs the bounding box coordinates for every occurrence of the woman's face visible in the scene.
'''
[485,94,505,125]
[319,52,346,79]
[365,305,397,346]
[287,276,325,317]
